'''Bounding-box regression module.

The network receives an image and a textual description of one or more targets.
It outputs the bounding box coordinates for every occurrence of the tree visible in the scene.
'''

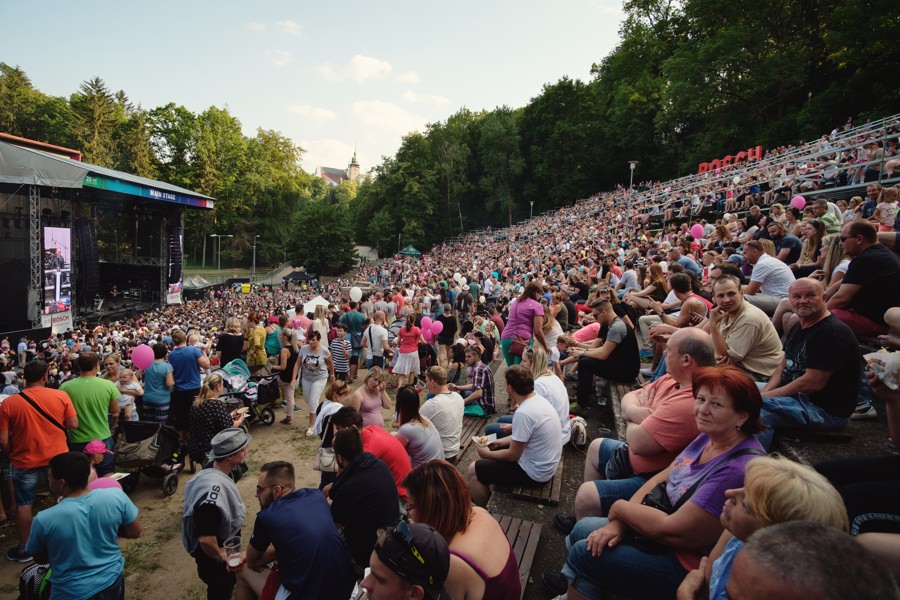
[0,63,35,137]
[69,76,121,166]
[288,200,357,274]
[477,107,525,227]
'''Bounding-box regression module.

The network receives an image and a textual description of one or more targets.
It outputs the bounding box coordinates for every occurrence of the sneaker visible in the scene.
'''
[542,571,569,596]
[851,403,878,421]
[6,546,32,563]
[292,406,302,412]
[640,367,654,377]
[553,512,576,535]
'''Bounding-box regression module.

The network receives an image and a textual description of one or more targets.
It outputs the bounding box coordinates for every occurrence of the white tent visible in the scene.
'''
[302,295,330,317]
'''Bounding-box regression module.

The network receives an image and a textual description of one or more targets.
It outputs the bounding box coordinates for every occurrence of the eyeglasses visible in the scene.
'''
[255,484,277,494]
[387,519,430,581]
[839,235,856,242]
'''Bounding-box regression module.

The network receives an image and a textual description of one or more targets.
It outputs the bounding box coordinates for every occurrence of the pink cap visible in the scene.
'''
[83,440,113,455]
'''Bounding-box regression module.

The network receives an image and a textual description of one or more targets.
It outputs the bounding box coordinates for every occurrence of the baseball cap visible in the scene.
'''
[375,521,450,599]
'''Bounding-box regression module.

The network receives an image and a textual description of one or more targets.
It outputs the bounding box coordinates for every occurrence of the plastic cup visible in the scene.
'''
[224,536,242,568]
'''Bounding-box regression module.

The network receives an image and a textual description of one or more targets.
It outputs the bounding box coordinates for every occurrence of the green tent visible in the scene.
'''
[399,245,422,258]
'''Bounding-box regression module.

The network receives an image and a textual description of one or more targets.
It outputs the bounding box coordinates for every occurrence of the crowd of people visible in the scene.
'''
[0,114,898,599]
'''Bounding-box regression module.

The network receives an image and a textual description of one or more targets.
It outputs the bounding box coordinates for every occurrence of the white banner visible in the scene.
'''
[166,290,183,305]
[41,310,72,333]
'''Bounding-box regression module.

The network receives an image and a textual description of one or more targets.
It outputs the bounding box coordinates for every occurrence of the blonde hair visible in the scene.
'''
[744,455,848,532]
[758,238,776,257]
[194,373,224,407]
[280,327,299,353]
[523,344,552,378]
[225,317,242,334]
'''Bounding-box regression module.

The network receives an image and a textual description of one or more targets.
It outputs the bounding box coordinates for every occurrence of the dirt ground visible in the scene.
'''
[0,360,888,600]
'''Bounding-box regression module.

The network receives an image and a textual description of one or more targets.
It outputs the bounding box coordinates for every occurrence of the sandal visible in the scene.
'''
[279,418,292,425]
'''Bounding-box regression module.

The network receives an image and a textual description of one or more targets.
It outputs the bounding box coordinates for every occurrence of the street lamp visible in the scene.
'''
[397,232,401,255]
[210,234,233,283]
[627,161,639,229]
[530,201,535,220]
[251,235,260,284]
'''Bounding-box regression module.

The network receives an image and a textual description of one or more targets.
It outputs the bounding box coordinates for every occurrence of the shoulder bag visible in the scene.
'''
[314,446,338,472]
[507,302,529,357]
[19,391,66,432]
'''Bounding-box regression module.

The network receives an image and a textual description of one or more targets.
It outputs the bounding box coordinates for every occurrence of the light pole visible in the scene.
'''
[210,234,233,283]
[530,201,534,220]
[397,232,401,255]
[627,160,639,228]
[251,235,260,284]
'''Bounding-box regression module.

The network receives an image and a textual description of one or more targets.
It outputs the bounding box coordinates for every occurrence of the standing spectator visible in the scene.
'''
[215,317,244,368]
[243,313,267,375]
[182,428,250,600]
[16,338,27,368]
[339,302,367,382]
[169,329,210,441]
[61,353,119,475]
[393,314,426,386]
[235,461,356,600]
[141,343,174,424]
[0,360,77,563]
[500,280,549,367]
[26,452,141,598]
[435,303,458,368]
[299,331,334,436]
[361,311,391,370]
[270,327,300,426]
[330,324,352,380]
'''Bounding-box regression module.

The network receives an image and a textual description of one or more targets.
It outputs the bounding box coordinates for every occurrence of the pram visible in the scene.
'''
[115,421,184,496]
[211,359,278,427]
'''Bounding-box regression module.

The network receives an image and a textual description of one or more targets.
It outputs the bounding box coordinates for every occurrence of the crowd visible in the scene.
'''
[0,114,898,600]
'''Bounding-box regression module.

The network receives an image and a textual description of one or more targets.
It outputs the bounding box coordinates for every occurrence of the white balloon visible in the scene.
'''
[453,272,461,282]
[479,296,486,304]
[460,277,467,286]
[349,286,362,302]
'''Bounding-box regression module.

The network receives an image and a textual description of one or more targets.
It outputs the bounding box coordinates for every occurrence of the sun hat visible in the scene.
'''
[83,440,114,455]
[208,428,252,460]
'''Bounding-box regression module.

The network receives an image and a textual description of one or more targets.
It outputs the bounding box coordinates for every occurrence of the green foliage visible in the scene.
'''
[287,199,358,274]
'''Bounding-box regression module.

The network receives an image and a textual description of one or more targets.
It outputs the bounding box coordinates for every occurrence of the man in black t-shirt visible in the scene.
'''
[828,220,900,337]
[758,278,859,449]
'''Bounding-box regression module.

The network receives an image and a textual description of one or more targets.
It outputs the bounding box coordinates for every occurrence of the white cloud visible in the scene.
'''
[313,55,393,84]
[402,90,450,106]
[267,50,292,66]
[248,22,266,32]
[351,100,426,140]
[288,104,338,122]
[276,20,302,35]
[300,139,357,171]
[395,70,420,84]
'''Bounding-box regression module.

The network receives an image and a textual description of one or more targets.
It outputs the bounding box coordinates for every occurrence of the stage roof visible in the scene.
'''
[0,140,215,210]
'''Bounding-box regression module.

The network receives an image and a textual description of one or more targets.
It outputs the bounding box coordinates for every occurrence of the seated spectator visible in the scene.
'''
[467,366,562,507]
[329,427,400,569]
[668,247,702,276]
[394,385,444,467]
[741,240,796,315]
[703,275,784,381]
[236,461,356,600]
[187,373,245,466]
[758,278,859,448]
[724,521,900,600]
[676,455,848,600]
[555,328,714,534]
[404,461,521,599]
[361,521,451,600]
[767,221,803,264]
[827,220,900,337]
[448,345,495,416]
[331,406,411,502]
[419,366,465,463]
[813,196,843,234]
[543,366,765,600]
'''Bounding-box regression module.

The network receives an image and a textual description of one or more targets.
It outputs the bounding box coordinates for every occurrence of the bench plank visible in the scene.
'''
[457,415,489,457]
[512,453,564,506]
[495,513,543,598]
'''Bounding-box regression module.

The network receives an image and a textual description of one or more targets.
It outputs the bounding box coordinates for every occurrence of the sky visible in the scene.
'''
[2,1,626,175]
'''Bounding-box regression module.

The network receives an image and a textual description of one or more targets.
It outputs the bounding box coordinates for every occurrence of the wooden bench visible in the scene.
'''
[456,415,490,457]
[609,381,639,440]
[779,428,853,444]
[512,453,565,506]
[495,514,542,598]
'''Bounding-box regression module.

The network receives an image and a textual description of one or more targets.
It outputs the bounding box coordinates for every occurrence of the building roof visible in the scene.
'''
[315,166,349,185]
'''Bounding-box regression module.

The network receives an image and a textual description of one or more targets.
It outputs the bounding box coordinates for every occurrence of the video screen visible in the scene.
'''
[166,230,183,305]
[43,227,72,315]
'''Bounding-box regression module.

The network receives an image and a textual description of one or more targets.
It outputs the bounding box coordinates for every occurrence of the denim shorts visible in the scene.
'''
[12,466,47,506]
[594,439,650,514]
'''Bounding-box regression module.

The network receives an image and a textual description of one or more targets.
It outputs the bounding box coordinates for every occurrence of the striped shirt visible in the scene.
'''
[330,338,351,374]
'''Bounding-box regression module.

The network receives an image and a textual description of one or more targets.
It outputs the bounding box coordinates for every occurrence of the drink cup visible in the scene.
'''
[224,536,243,569]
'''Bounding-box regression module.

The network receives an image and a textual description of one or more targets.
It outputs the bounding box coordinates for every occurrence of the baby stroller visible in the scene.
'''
[115,421,184,497]
[212,359,278,427]
[416,343,438,384]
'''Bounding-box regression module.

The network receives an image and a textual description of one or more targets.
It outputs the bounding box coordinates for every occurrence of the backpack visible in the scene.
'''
[18,563,51,600]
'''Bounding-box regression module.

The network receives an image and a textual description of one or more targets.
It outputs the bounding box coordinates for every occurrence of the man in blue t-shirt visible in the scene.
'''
[767,221,803,265]
[237,461,356,599]
[26,452,141,600]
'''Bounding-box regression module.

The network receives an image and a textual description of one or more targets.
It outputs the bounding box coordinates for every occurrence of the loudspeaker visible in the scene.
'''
[74,218,100,300]
[167,225,183,284]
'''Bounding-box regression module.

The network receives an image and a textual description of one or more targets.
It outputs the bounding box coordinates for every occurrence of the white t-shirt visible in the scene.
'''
[534,374,571,444]
[419,391,464,459]
[363,324,389,357]
[511,394,563,482]
[749,254,795,298]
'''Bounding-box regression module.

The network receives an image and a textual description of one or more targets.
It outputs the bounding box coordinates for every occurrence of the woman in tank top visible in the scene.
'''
[347,366,391,428]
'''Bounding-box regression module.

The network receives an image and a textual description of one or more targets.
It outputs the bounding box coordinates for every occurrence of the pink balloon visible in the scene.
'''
[690,224,704,239]
[431,321,444,335]
[790,195,806,210]
[131,344,154,370]
[423,330,434,343]
[421,316,432,331]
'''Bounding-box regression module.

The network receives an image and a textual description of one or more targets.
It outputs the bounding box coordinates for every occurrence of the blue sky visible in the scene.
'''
[2,1,625,174]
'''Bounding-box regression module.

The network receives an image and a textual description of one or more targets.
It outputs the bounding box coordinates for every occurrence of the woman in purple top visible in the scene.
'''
[545,366,765,600]
[500,279,549,366]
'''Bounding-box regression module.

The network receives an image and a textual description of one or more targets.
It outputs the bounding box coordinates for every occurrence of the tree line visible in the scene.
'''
[2,0,898,267]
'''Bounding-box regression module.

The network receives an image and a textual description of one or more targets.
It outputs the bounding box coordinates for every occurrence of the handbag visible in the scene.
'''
[624,447,764,554]
[115,426,161,468]
[508,336,529,357]
[314,446,338,473]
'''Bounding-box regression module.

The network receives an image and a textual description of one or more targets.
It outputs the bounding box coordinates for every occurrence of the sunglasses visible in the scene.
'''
[386,519,431,583]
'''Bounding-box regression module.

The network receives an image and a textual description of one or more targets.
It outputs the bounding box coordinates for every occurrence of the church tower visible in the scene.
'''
[348,147,360,181]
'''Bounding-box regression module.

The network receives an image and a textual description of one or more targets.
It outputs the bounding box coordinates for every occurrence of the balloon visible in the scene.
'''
[732,175,741,185]
[132,344,154,371]
[790,196,806,210]
[431,321,444,335]
[453,272,461,282]
[421,316,432,331]
[460,277,467,286]
[424,330,434,343]
[690,224,704,239]
[349,286,362,302]
[479,296,486,304]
